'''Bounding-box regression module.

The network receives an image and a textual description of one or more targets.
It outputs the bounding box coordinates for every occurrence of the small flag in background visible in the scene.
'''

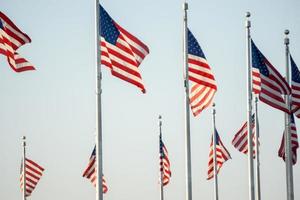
[20,158,44,197]
[188,29,217,116]
[0,12,35,72]
[82,146,108,193]
[251,40,290,113]
[232,115,257,157]
[99,5,149,93]
[278,114,299,165]
[159,134,171,186]
[207,130,231,180]
[290,56,300,116]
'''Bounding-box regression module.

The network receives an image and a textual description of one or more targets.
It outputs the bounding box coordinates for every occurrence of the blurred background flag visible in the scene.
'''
[20,158,44,197]
[207,130,231,180]
[278,114,299,165]
[232,115,257,157]
[187,29,217,116]
[0,12,35,72]
[251,40,290,113]
[82,146,108,193]
[159,133,171,186]
[99,5,149,93]
[290,56,300,117]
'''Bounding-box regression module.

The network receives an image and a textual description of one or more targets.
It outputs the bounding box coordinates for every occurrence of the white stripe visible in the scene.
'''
[189,71,216,86]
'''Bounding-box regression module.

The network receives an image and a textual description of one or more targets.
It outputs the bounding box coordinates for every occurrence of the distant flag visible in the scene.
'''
[278,114,299,165]
[82,146,108,193]
[159,133,171,186]
[20,158,44,197]
[187,29,217,116]
[99,5,149,93]
[207,130,231,180]
[0,12,35,72]
[251,40,290,113]
[290,56,300,115]
[232,115,257,157]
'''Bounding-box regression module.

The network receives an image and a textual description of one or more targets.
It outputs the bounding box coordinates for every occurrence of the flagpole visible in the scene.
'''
[254,97,261,200]
[95,1,104,200]
[245,12,255,200]
[159,115,164,200]
[212,104,219,200]
[22,136,26,200]
[284,29,294,200]
[183,2,193,200]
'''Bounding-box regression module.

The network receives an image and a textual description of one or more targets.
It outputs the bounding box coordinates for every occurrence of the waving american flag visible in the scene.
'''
[159,133,171,186]
[188,29,217,116]
[100,5,149,93]
[0,12,35,72]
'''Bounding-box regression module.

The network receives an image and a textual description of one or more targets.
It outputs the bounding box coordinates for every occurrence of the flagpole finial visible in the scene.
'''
[159,115,162,120]
[246,12,251,18]
[183,2,188,10]
[285,29,290,35]
[284,30,290,45]
[22,136,26,147]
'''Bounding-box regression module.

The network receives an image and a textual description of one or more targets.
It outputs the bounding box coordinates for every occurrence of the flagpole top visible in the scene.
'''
[246,12,251,18]
[159,115,162,120]
[22,136,26,147]
[183,2,188,10]
[212,103,216,114]
[285,29,290,35]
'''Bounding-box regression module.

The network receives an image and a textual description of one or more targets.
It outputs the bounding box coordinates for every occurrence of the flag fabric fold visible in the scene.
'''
[232,115,257,157]
[251,40,290,113]
[207,130,231,180]
[99,5,149,93]
[278,114,299,165]
[290,55,300,116]
[159,134,171,186]
[20,158,44,197]
[0,12,35,72]
[82,146,108,193]
[187,29,217,116]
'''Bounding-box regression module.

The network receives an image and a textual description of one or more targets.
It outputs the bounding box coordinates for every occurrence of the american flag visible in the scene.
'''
[0,12,35,72]
[20,158,44,197]
[290,55,300,115]
[278,114,299,165]
[99,5,149,93]
[187,29,217,116]
[207,130,231,180]
[251,40,290,113]
[159,133,171,186]
[232,115,257,157]
[82,146,108,193]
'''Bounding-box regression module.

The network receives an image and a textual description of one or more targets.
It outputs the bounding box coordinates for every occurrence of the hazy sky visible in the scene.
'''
[0,1,300,200]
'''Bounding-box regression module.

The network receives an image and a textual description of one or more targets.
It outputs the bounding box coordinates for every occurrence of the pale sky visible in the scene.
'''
[0,1,300,200]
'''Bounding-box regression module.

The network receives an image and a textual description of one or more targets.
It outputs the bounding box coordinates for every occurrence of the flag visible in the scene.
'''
[278,114,299,165]
[0,12,35,72]
[188,29,217,116]
[232,115,257,157]
[251,40,290,113]
[290,55,300,114]
[82,146,108,193]
[99,5,149,93]
[20,158,44,197]
[207,130,231,180]
[159,134,171,186]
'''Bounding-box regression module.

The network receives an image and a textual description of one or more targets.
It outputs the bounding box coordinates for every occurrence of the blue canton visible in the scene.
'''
[0,19,3,29]
[291,114,295,124]
[99,5,120,45]
[291,56,300,84]
[187,29,206,59]
[251,40,269,76]
[214,129,220,145]
[90,146,96,158]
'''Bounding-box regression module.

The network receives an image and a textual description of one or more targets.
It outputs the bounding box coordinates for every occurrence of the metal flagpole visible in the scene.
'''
[159,115,164,200]
[284,29,294,200]
[245,12,256,200]
[22,136,26,200]
[95,1,104,200]
[183,2,193,200]
[212,104,219,200]
[254,97,261,200]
